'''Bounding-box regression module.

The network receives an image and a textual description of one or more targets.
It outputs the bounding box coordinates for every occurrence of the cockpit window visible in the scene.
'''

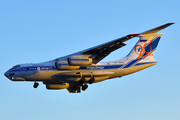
[9,65,20,70]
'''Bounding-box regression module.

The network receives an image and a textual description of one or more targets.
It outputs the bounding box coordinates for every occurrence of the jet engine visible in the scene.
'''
[46,83,69,90]
[55,61,80,70]
[68,56,93,66]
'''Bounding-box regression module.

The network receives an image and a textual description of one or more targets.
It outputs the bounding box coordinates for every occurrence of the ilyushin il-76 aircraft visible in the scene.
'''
[4,23,174,93]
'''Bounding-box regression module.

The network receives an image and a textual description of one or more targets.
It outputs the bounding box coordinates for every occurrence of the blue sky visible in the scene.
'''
[0,0,179,120]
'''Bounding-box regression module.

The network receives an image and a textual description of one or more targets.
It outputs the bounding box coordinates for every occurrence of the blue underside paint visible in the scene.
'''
[134,62,157,66]
[10,66,56,72]
[123,59,139,68]
[79,64,123,70]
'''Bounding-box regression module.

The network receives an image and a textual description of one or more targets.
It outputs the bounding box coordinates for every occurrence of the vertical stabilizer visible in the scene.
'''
[126,33,162,60]
[125,23,174,61]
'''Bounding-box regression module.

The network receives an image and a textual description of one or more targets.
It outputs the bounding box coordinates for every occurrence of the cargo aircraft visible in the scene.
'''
[4,23,174,93]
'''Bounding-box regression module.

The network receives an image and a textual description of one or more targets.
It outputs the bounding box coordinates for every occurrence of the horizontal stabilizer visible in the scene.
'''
[140,23,174,35]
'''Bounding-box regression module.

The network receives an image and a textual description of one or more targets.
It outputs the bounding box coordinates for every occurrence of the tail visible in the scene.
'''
[126,23,174,61]
[117,23,174,70]
[127,33,162,60]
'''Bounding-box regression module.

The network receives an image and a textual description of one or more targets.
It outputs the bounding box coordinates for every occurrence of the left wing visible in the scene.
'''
[54,34,139,64]
[81,23,174,64]
[81,34,139,64]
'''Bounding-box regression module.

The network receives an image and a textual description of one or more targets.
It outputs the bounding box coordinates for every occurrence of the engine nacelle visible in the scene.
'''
[46,83,69,90]
[68,55,93,66]
[55,61,80,70]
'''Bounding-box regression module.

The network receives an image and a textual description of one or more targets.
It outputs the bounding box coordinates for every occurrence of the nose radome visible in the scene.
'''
[4,71,9,78]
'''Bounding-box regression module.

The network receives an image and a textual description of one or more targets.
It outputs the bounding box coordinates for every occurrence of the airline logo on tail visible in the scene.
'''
[135,39,153,59]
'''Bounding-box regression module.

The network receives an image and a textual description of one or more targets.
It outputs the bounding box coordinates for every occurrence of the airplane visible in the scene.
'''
[4,23,174,93]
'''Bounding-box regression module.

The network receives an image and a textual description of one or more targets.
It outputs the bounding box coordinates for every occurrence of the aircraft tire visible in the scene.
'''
[88,77,95,84]
[82,84,88,91]
[33,82,39,88]
[79,77,85,84]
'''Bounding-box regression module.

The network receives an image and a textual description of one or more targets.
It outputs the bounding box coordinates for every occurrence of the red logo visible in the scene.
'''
[135,40,153,59]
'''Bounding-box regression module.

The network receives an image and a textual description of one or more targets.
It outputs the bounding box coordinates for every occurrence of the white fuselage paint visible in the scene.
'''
[9,61,156,83]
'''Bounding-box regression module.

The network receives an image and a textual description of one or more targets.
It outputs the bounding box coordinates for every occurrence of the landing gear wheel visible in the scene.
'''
[33,82,39,88]
[79,77,85,85]
[88,77,95,84]
[82,84,88,91]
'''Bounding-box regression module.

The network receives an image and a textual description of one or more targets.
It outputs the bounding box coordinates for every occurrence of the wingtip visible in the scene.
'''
[140,22,175,35]
[128,34,140,36]
[168,22,175,25]
[166,22,175,26]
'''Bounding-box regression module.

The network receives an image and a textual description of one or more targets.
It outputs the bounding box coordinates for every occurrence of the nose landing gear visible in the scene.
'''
[33,81,39,88]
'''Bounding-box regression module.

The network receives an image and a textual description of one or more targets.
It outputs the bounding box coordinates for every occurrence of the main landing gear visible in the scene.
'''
[77,76,95,91]
[73,84,88,91]
[79,77,85,85]
[79,76,88,91]
[88,77,95,84]
[82,84,88,91]
[33,81,39,88]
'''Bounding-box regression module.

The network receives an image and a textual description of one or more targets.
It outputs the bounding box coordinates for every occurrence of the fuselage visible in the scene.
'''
[4,59,157,83]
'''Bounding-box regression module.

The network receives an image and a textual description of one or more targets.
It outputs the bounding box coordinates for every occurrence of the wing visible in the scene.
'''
[53,23,174,64]
[54,34,139,64]
[83,23,174,63]
[81,34,139,64]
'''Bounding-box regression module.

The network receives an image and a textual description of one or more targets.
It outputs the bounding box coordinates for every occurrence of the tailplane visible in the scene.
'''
[125,23,174,61]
